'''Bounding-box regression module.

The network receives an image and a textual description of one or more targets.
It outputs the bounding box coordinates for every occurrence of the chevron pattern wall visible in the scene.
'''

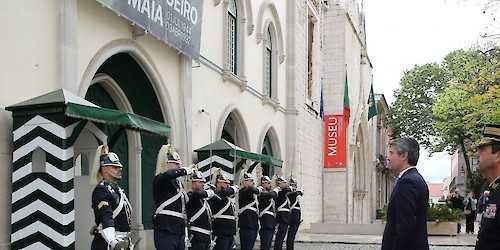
[197,154,236,182]
[10,113,87,250]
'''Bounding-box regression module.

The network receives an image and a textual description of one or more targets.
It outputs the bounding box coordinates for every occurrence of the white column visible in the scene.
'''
[58,0,77,92]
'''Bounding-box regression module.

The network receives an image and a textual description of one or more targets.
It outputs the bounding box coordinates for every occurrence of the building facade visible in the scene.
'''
[0,0,384,249]
[372,94,393,218]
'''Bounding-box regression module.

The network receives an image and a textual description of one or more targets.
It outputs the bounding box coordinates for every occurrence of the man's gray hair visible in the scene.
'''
[389,138,420,166]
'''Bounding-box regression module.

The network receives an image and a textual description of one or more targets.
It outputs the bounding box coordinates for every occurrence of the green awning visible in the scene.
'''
[65,103,170,137]
[6,89,170,137]
[194,139,283,166]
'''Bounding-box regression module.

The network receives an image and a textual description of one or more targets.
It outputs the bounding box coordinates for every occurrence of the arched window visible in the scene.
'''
[32,147,46,173]
[261,134,274,177]
[263,24,279,106]
[74,153,90,176]
[255,2,284,110]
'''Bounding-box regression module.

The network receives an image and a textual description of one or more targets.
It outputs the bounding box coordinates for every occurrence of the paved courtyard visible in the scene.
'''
[295,243,473,249]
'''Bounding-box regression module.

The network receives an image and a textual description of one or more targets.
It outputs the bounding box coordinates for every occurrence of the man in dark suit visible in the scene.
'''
[381,138,429,250]
[474,123,500,250]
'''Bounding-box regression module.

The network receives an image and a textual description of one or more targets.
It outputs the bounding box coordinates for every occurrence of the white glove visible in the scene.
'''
[109,238,119,249]
[110,236,130,250]
[205,183,216,190]
[101,227,116,244]
[273,187,281,193]
[181,166,193,175]
[257,186,264,193]
[298,188,304,194]
[205,189,215,199]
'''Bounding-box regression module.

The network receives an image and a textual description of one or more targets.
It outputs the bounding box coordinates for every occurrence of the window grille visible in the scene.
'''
[265,28,273,97]
[227,0,237,74]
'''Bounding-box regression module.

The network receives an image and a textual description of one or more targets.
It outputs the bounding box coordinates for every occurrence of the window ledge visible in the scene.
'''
[222,70,248,92]
[262,96,280,112]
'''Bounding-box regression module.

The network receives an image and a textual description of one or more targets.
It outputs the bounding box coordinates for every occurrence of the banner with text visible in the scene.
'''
[324,115,347,168]
[97,0,203,60]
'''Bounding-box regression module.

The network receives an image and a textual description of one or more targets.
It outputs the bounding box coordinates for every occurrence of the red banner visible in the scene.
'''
[324,115,346,168]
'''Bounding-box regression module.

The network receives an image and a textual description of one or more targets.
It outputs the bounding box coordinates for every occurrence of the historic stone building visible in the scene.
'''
[0,0,389,249]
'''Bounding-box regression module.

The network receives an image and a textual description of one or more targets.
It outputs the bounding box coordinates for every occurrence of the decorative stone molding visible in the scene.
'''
[222,70,248,92]
[262,96,281,112]
[353,189,368,199]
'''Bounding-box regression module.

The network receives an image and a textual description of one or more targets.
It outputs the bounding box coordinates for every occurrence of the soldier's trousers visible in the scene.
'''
[154,230,185,250]
[286,222,300,250]
[239,227,257,250]
[213,234,234,250]
[259,228,274,250]
[273,222,289,250]
[91,234,107,250]
[190,239,210,250]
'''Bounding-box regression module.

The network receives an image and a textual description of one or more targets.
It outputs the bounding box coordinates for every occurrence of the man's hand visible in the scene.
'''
[110,235,130,250]
[181,166,194,175]
[205,189,215,199]
[206,183,216,190]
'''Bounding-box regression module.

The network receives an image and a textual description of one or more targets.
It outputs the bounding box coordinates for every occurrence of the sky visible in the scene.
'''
[363,0,494,183]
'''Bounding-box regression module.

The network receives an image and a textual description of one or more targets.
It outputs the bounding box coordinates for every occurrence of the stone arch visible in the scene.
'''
[77,40,174,234]
[257,123,281,159]
[352,120,372,223]
[256,123,282,177]
[217,104,250,150]
[78,39,177,145]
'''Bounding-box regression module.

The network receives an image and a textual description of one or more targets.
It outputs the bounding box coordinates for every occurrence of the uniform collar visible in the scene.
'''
[103,178,119,189]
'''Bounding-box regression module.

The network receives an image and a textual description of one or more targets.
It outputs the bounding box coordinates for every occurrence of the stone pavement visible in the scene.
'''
[295,231,477,246]
[236,221,480,249]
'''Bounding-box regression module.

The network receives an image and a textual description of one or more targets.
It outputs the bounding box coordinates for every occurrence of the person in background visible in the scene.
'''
[257,176,279,250]
[478,190,490,214]
[90,145,133,250]
[381,138,429,250]
[448,188,465,234]
[286,178,304,250]
[463,191,477,234]
[152,145,193,250]
[474,123,500,249]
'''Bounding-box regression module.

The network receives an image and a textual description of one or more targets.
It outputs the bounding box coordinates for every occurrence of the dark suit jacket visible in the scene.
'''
[382,168,429,250]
